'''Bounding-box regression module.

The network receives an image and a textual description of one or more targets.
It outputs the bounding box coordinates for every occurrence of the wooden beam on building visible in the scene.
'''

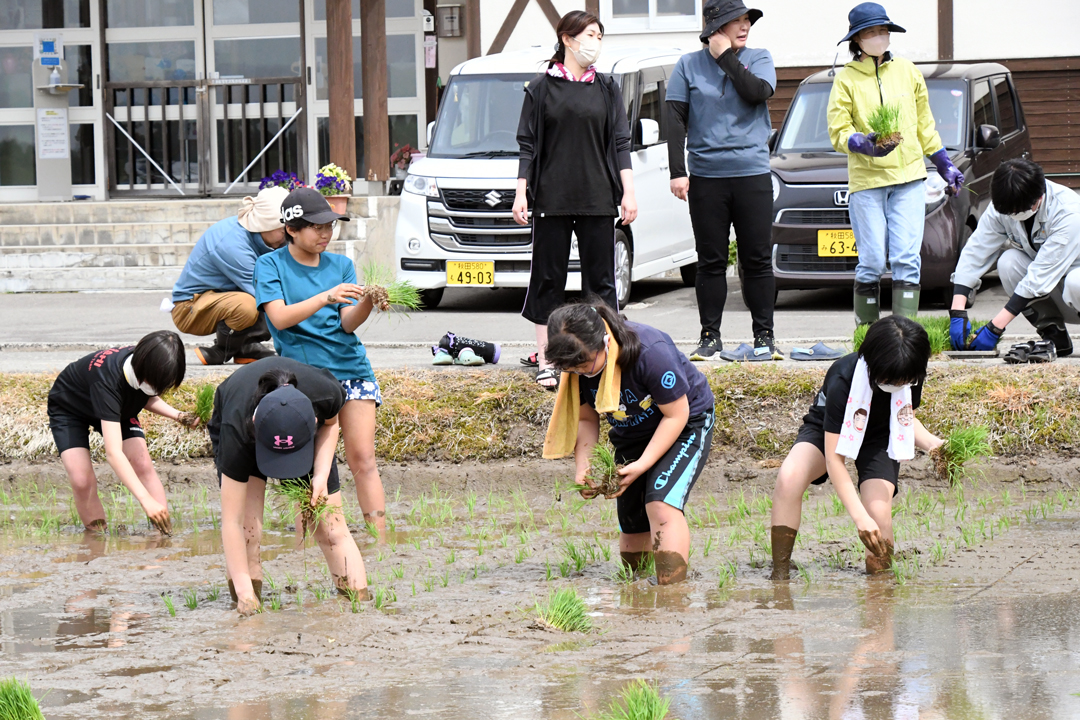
[361,0,390,182]
[585,0,599,17]
[326,0,357,180]
[487,0,529,55]
[938,0,953,61]
[465,0,481,59]
[534,0,561,30]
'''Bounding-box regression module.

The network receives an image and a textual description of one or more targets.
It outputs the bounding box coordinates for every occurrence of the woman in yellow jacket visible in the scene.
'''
[827,3,963,324]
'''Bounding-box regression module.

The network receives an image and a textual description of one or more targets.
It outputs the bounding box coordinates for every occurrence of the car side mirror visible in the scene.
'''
[639,118,660,147]
[767,128,778,152]
[426,121,435,146]
[976,124,1000,151]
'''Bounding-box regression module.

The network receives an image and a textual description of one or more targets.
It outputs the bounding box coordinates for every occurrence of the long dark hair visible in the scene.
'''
[247,368,299,438]
[549,10,603,69]
[859,316,930,387]
[545,299,641,371]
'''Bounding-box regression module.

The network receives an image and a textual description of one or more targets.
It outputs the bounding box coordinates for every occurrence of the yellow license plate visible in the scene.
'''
[446,261,495,286]
[817,229,858,257]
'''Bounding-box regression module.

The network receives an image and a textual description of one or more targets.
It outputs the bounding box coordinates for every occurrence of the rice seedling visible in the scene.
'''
[584,444,621,498]
[440,570,450,588]
[534,587,592,633]
[0,677,45,720]
[207,585,221,602]
[563,540,588,573]
[559,558,572,578]
[341,587,364,613]
[586,679,671,720]
[446,549,456,564]
[312,585,332,601]
[853,322,869,350]
[931,426,991,485]
[183,588,198,610]
[360,262,422,311]
[296,589,305,609]
[194,383,216,425]
[269,594,283,611]
[271,479,336,542]
[391,563,405,580]
[423,576,435,592]
[161,593,176,617]
[867,101,903,146]
[794,561,814,586]
[515,548,527,564]
[716,557,737,589]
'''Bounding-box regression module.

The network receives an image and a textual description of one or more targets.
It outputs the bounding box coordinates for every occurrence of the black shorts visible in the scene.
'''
[214,457,342,494]
[794,423,899,496]
[48,410,145,454]
[209,420,341,493]
[612,410,715,535]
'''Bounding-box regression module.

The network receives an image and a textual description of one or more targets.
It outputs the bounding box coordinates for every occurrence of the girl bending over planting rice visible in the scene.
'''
[543,301,715,584]
[208,357,368,615]
[771,316,944,578]
[255,187,396,539]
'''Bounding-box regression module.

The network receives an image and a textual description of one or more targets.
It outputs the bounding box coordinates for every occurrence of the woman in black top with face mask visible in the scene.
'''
[514,10,637,390]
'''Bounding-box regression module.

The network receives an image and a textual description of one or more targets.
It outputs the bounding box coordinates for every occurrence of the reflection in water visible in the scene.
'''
[0,589,147,654]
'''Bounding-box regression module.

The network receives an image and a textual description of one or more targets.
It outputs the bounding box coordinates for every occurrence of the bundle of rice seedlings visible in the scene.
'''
[0,678,45,720]
[589,680,672,720]
[194,384,215,425]
[360,262,421,311]
[867,102,903,147]
[584,444,621,498]
[272,478,336,542]
[534,587,591,632]
[930,426,991,485]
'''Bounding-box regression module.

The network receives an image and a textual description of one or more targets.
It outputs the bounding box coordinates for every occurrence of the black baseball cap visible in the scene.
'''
[279,187,351,226]
[254,385,318,480]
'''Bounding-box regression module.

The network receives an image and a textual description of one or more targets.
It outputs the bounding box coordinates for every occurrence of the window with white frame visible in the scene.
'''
[600,0,700,33]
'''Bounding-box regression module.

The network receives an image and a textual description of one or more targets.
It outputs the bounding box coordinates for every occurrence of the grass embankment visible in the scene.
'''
[2,364,1080,464]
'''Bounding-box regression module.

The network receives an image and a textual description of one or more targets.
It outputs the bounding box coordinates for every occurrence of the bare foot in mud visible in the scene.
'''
[84,519,107,533]
[236,594,261,616]
[654,551,688,585]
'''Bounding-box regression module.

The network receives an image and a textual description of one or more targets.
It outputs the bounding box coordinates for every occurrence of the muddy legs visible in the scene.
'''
[619,551,651,574]
[228,578,263,603]
[771,525,799,581]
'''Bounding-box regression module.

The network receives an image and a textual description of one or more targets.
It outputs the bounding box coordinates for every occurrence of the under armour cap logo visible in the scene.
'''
[274,435,294,448]
[281,204,304,222]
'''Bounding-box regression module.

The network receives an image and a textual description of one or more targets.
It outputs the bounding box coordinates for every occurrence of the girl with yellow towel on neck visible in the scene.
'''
[543,301,716,584]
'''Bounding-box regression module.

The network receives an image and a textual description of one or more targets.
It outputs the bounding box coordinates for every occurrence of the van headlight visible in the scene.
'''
[771,173,781,202]
[403,174,439,197]
[924,173,947,215]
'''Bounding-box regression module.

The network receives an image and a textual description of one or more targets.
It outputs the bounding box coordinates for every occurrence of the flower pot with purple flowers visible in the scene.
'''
[314,163,353,213]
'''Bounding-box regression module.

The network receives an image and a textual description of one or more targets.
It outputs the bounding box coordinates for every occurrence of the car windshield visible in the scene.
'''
[427,74,534,158]
[777,79,967,153]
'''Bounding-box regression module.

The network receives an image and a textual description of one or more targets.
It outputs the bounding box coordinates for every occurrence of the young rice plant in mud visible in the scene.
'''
[867,101,903,147]
[360,262,422,311]
[931,426,991,485]
[584,444,621,498]
[534,587,592,633]
[586,679,672,720]
[194,383,216,425]
[161,593,176,617]
[0,677,45,720]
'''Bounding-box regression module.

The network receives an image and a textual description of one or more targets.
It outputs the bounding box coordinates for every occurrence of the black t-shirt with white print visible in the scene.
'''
[802,353,922,443]
[47,347,150,424]
[578,322,714,445]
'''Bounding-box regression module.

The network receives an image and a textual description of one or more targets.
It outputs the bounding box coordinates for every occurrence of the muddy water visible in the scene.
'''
[2,482,1080,719]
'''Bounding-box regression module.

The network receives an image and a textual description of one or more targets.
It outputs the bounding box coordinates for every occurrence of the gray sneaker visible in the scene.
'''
[689,331,721,361]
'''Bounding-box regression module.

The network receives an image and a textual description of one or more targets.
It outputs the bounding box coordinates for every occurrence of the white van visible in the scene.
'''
[394,47,697,309]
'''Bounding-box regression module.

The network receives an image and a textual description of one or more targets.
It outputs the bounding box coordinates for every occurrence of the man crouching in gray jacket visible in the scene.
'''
[948,158,1080,356]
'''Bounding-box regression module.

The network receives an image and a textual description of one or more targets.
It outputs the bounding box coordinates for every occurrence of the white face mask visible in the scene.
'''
[570,36,601,67]
[859,33,890,58]
[877,382,910,394]
[123,355,158,396]
[1008,196,1043,222]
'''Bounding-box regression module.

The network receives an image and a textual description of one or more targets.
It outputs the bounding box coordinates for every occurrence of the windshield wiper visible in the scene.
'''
[458,150,519,158]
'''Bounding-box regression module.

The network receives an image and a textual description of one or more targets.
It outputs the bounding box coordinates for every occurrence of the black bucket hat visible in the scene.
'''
[839,2,906,44]
[699,0,762,44]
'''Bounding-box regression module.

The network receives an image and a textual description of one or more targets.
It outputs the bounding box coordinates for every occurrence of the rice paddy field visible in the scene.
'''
[1,364,1080,718]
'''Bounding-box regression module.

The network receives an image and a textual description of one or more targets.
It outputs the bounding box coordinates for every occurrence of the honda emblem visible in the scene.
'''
[484,190,502,207]
[834,190,850,206]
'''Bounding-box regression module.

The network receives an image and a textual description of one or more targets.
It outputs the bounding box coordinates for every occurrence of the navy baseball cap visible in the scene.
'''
[279,187,351,226]
[254,385,317,480]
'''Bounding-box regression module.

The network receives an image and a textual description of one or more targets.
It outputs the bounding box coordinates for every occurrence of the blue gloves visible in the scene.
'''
[930,148,964,196]
[969,322,1004,351]
[848,132,899,158]
[949,309,972,350]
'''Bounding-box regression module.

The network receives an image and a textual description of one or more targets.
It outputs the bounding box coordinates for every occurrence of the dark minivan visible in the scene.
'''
[768,63,1032,302]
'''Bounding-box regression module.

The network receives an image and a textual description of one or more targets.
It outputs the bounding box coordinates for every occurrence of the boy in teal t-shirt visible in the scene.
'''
[254,188,388,537]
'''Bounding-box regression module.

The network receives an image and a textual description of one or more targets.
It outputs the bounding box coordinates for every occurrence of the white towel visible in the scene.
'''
[834,357,915,461]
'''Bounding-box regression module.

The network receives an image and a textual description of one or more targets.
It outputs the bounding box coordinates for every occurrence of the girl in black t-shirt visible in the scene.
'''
[544,302,716,585]
[770,316,944,578]
[47,331,190,534]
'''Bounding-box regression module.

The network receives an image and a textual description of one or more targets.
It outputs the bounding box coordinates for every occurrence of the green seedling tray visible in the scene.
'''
[941,350,1000,359]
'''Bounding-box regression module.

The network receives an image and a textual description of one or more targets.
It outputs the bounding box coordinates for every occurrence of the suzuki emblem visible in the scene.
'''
[484,190,502,207]
[834,190,850,206]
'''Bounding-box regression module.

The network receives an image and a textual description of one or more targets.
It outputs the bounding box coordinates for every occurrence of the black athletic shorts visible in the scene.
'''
[48,410,145,454]
[612,410,715,535]
[794,423,899,496]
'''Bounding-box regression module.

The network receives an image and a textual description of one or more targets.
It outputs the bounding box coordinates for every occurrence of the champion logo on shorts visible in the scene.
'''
[274,435,294,448]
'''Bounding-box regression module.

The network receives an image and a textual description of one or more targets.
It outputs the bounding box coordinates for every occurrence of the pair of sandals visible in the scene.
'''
[1002,340,1057,364]
[523,352,560,391]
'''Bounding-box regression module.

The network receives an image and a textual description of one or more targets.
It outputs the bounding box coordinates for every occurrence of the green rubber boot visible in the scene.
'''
[854,282,881,327]
[891,281,921,320]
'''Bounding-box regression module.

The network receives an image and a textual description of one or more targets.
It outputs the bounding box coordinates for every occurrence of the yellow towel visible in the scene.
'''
[543,321,621,459]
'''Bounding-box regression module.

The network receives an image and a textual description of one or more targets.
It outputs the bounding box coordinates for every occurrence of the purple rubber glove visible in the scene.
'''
[930,148,964,196]
[848,132,898,157]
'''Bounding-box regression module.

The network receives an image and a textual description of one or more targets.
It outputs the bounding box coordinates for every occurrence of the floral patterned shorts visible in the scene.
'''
[340,379,382,406]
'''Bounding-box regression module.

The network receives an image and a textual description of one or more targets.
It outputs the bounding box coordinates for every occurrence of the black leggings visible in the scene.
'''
[687,173,775,338]
[521,214,617,325]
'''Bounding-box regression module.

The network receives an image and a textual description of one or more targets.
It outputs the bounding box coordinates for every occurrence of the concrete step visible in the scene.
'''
[0,267,184,293]
[1,222,216,248]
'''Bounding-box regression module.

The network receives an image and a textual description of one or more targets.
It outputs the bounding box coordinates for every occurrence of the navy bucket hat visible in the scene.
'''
[838,2,906,44]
